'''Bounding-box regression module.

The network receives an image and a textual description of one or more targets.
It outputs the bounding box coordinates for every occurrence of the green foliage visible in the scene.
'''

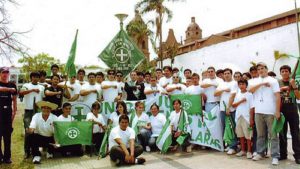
[18,53,64,81]
[136,59,155,73]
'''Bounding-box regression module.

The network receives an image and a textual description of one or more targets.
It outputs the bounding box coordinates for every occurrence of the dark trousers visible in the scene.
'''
[279,110,300,159]
[86,132,104,153]
[171,133,190,149]
[23,109,35,154]
[59,145,83,156]
[29,134,55,157]
[110,145,143,163]
[0,108,13,161]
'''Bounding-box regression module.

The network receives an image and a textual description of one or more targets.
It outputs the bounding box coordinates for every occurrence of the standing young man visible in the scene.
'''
[249,62,280,165]
[19,72,45,159]
[278,65,300,164]
[101,70,122,102]
[0,67,17,164]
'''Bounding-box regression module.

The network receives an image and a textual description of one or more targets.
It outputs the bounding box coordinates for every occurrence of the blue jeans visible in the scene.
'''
[220,111,238,150]
[137,128,151,150]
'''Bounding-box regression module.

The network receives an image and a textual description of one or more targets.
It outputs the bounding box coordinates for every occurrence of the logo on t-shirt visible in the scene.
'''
[66,127,80,139]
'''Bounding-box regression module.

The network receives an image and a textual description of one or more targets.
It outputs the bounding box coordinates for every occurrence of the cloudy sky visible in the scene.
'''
[5,0,297,67]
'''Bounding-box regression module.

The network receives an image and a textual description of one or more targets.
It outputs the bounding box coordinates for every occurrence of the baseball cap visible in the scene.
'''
[0,67,9,73]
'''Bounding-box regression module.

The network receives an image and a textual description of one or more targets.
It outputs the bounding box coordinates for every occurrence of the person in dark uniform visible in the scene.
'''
[0,67,17,164]
[44,74,70,116]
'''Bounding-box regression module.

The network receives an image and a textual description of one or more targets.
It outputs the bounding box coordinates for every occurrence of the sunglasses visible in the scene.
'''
[173,76,179,78]
[108,73,115,75]
[116,75,123,77]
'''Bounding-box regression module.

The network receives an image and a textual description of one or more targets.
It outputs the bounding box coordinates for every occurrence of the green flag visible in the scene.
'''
[54,121,93,146]
[99,124,112,158]
[170,94,202,115]
[156,119,172,153]
[176,110,191,145]
[65,30,78,78]
[223,115,236,145]
[98,29,145,77]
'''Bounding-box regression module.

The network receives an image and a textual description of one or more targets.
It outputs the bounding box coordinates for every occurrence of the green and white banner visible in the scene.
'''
[69,95,223,151]
[98,28,145,77]
[54,121,93,146]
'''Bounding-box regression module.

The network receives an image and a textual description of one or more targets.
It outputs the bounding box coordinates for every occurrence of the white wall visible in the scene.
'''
[161,23,299,75]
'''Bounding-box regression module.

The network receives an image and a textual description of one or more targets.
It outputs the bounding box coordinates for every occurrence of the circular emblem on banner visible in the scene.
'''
[182,100,192,111]
[114,47,130,63]
[66,127,80,139]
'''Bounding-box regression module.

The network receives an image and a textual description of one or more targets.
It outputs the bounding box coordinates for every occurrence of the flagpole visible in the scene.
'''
[293,0,300,78]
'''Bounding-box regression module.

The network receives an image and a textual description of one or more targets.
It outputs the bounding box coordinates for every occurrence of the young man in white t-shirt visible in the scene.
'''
[249,62,280,165]
[19,72,45,159]
[80,72,102,109]
[109,115,145,166]
[144,76,167,102]
[232,79,254,159]
[159,66,173,88]
[101,70,122,102]
[166,73,187,95]
[214,68,238,154]
[27,101,58,164]
[59,75,81,102]
[201,67,223,112]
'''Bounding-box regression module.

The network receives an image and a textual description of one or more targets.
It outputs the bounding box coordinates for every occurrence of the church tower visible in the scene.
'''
[184,17,202,44]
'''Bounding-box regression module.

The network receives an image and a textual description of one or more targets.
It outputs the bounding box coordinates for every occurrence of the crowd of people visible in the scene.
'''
[0,62,299,166]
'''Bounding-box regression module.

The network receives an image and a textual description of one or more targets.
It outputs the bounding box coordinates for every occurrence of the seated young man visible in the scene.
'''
[27,101,58,164]
[108,115,145,166]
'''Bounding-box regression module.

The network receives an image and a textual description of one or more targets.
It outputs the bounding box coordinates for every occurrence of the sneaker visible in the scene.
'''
[32,156,41,164]
[236,151,246,157]
[227,149,236,155]
[224,147,230,152]
[272,158,279,165]
[252,154,263,161]
[46,152,53,159]
[146,146,151,152]
[246,152,252,159]
[253,152,257,156]
[136,157,146,164]
[186,145,192,153]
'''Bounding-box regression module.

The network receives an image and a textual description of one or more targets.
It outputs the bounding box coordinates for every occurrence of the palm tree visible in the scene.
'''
[135,0,182,68]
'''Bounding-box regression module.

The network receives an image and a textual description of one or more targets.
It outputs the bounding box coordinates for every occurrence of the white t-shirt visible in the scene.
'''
[201,78,223,102]
[144,85,166,101]
[166,83,187,95]
[234,91,254,123]
[80,83,102,108]
[216,81,237,111]
[159,76,173,88]
[86,112,106,133]
[21,83,45,110]
[57,114,74,121]
[101,81,122,102]
[251,76,280,115]
[109,111,121,127]
[59,81,81,103]
[169,110,188,131]
[76,80,87,86]
[150,113,166,137]
[29,113,57,137]
[184,85,203,95]
[108,126,135,150]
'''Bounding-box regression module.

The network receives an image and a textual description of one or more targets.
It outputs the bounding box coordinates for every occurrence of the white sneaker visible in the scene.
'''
[227,149,236,155]
[46,152,53,159]
[146,146,151,152]
[236,151,246,157]
[186,145,192,153]
[253,152,257,156]
[272,158,279,165]
[224,147,230,152]
[32,156,41,164]
[252,154,263,161]
[246,152,252,159]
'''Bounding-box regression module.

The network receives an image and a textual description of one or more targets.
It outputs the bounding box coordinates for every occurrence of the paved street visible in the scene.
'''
[35,144,298,169]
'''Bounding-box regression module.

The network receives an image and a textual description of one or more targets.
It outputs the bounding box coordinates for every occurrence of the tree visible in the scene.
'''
[18,53,63,81]
[0,0,27,62]
[135,0,182,68]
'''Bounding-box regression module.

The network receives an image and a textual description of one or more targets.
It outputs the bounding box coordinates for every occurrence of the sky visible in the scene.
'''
[4,0,298,67]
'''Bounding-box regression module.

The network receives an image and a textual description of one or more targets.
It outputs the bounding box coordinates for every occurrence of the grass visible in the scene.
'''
[1,103,34,169]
